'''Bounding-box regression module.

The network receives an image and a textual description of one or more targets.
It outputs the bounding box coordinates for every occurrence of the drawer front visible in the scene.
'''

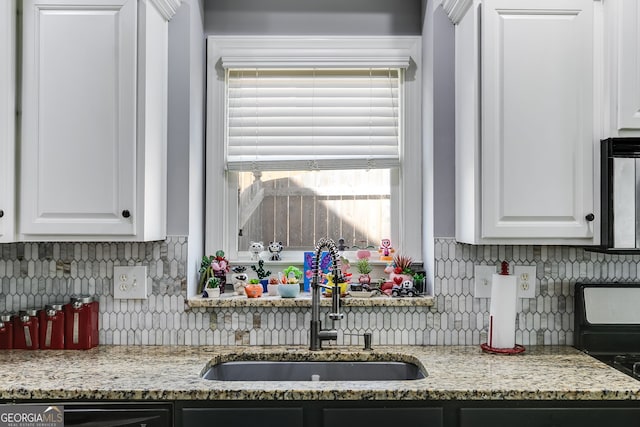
[460,408,640,427]
[323,407,443,427]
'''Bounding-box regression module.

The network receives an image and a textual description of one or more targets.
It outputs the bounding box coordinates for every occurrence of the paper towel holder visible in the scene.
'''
[480,343,525,355]
[480,261,527,355]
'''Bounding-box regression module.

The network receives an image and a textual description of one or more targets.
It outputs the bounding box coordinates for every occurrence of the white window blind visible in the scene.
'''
[225,68,402,171]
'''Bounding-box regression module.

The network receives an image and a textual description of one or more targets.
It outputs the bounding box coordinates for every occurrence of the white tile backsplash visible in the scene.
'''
[1,237,640,345]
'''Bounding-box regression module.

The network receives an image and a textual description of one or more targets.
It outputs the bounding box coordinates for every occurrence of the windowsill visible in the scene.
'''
[187,292,435,308]
[230,251,410,265]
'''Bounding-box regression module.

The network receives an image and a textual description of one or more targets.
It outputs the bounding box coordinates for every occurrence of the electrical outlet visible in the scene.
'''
[114,266,149,299]
[514,265,536,298]
[474,265,496,298]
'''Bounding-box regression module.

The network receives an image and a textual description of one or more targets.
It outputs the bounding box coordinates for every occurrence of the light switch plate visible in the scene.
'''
[474,265,496,298]
[114,266,149,299]
[514,265,536,298]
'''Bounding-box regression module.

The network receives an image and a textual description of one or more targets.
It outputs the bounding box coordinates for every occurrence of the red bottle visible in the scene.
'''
[13,309,39,350]
[64,296,99,349]
[0,314,13,349]
[38,304,65,349]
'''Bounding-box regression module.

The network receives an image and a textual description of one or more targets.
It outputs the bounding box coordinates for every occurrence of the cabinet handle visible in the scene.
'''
[585,213,595,222]
[122,210,131,218]
[0,210,3,218]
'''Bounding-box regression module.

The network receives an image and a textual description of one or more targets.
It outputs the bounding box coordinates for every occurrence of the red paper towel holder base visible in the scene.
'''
[480,343,526,355]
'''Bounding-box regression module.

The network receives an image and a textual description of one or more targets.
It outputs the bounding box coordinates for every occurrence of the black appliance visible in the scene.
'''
[600,138,640,252]
[574,282,640,380]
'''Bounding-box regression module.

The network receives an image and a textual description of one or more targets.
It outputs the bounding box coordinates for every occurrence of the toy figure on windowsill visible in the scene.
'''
[210,250,230,293]
[337,238,349,252]
[378,238,395,261]
[388,254,418,297]
[251,259,272,291]
[198,253,228,295]
[268,241,284,261]
[340,256,352,283]
[231,266,248,296]
[249,241,264,261]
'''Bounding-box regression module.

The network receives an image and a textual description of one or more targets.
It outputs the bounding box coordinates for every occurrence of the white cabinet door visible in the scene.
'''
[20,0,137,236]
[0,0,16,243]
[481,0,595,239]
[614,0,640,133]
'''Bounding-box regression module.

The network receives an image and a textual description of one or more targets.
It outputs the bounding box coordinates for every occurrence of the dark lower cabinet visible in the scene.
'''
[181,407,303,427]
[178,405,440,427]
[176,404,442,427]
[323,407,443,427]
[177,402,640,427]
[13,399,640,427]
[460,408,640,427]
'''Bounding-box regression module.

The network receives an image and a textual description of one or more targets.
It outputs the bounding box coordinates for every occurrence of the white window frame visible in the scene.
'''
[206,36,423,263]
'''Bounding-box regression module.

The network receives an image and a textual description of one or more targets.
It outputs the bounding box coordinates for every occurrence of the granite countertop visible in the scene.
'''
[188,293,435,308]
[1,345,639,401]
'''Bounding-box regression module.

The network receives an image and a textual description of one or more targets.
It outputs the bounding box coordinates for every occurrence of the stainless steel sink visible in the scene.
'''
[202,360,427,381]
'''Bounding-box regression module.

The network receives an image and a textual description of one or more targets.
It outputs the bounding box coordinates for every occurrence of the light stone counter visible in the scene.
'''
[0,345,638,401]
[187,293,435,308]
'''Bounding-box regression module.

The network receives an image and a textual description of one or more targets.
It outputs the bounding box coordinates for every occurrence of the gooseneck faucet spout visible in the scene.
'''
[310,238,344,350]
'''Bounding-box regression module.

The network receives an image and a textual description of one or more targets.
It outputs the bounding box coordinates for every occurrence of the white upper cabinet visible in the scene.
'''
[20,0,177,241]
[452,0,599,245]
[21,0,136,237]
[0,0,16,243]
[606,0,640,135]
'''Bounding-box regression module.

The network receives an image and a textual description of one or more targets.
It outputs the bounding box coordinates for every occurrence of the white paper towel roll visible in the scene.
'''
[489,273,517,349]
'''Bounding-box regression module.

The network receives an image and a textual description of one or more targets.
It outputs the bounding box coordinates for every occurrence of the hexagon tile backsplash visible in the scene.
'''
[1,237,639,346]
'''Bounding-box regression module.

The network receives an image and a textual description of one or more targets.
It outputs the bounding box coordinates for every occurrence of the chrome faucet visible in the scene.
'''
[310,238,344,350]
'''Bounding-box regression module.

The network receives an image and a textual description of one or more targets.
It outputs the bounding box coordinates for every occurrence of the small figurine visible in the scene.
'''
[339,256,352,283]
[391,279,419,297]
[337,238,349,252]
[249,241,264,261]
[233,275,248,295]
[198,251,229,294]
[211,252,228,274]
[268,241,284,261]
[231,266,248,296]
[210,250,230,293]
[378,238,395,261]
[251,260,272,283]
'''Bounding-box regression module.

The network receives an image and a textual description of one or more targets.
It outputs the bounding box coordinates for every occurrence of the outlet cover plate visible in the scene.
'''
[514,265,536,298]
[474,265,496,298]
[114,266,149,299]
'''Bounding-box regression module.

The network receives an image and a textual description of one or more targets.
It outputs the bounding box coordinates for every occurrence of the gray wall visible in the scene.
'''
[167,0,205,234]
[432,6,456,238]
[204,0,422,35]
[166,0,205,290]
[167,3,191,236]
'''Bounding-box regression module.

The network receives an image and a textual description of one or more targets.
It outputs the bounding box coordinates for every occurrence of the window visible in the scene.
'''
[236,169,392,252]
[206,36,422,261]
